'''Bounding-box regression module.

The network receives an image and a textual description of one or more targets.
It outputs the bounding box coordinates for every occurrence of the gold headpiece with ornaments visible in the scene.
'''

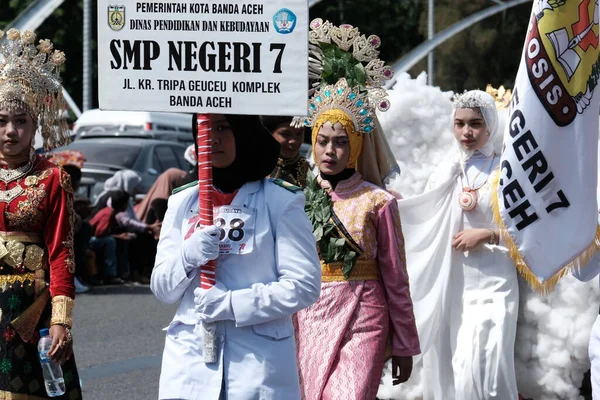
[485,84,513,110]
[301,19,393,137]
[0,28,69,150]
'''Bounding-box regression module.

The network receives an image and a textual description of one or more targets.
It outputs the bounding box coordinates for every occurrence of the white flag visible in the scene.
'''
[495,0,600,293]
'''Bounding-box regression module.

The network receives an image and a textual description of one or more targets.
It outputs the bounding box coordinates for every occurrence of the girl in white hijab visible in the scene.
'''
[397,90,519,399]
[94,169,143,208]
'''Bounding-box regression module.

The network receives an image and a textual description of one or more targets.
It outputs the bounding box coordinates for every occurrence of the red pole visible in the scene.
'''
[196,114,217,363]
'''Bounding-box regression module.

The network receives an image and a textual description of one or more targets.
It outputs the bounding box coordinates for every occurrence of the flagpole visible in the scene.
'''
[427,0,435,86]
[196,114,217,363]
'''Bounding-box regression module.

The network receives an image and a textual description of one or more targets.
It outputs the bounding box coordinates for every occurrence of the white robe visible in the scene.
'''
[398,152,519,400]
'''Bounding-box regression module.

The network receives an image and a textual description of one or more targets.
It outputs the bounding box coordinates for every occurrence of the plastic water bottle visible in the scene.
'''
[37,328,66,397]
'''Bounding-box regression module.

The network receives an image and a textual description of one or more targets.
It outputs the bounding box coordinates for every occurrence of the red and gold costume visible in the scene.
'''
[0,155,81,399]
[269,154,310,188]
[0,28,81,399]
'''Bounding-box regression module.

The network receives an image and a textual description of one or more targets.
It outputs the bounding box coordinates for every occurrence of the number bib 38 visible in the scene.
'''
[213,205,256,255]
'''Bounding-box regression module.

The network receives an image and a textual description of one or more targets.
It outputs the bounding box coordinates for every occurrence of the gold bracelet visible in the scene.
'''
[64,326,72,344]
[50,296,74,328]
[488,229,496,245]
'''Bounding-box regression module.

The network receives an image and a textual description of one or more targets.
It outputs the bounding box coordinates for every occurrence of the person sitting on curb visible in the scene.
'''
[89,190,135,285]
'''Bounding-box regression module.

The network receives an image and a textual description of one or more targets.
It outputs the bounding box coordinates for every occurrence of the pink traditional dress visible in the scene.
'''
[295,172,420,399]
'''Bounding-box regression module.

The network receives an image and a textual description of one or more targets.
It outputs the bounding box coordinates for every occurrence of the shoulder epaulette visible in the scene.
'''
[270,178,302,193]
[172,180,198,195]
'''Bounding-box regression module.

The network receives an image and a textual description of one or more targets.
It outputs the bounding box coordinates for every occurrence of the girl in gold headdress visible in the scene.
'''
[0,29,81,399]
[294,20,420,399]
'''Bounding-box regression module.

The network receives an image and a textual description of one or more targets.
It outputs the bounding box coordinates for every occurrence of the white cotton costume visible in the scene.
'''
[377,74,598,400]
[573,211,600,400]
[397,91,519,399]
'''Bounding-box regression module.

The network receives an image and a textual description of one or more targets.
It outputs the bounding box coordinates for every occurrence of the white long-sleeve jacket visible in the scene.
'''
[151,178,321,400]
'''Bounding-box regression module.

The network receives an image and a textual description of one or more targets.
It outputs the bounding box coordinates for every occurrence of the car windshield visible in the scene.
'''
[57,141,141,168]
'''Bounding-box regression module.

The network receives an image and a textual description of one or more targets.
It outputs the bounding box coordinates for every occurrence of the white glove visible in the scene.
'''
[182,225,220,269]
[194,282,234,323]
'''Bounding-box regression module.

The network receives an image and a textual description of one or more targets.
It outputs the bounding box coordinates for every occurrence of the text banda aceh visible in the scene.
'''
[135,3,264,15]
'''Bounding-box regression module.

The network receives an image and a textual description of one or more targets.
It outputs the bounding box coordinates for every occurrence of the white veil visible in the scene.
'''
[450,90,502,165]
[377,75,598,400]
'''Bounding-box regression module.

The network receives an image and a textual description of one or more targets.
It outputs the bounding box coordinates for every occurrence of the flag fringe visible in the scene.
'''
[490,173,600,295]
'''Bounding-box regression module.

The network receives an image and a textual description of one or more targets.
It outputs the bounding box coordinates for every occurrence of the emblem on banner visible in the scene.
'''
[273,8,297,34]
[108,5,126,31]
[527,0,600,126]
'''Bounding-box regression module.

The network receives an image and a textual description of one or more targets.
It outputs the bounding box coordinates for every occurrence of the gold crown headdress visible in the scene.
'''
[485,84,512,110]
[0,28,69,150]
[304,78,377,134]
[301,19,393,135]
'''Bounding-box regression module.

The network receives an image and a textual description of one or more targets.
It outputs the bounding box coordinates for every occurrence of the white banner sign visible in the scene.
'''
[496,0,599,291]
[97,0,308,115]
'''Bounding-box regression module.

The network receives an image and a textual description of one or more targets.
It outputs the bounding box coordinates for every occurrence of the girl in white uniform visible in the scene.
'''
[151,114,321,400]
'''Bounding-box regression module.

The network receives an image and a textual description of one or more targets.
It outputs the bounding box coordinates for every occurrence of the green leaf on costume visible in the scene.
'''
[322,57,333,79]
[314,208,323,223]
[314,225,324,242]
[303,173,359,274]
[323,224,335,236]
[319,42,368,88]
[342,251,358,279]
[353,63,367,87]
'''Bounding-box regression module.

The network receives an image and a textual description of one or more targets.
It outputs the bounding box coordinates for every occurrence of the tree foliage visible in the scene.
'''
[311,0,532,92]
[414,0,532,92]
[1,0,533,112]
[309,0,425,66]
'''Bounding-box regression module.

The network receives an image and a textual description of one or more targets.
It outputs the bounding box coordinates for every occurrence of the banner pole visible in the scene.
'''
[196,114,217,363]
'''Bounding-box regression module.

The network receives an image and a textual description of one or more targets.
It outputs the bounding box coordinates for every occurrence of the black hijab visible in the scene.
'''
[192,113,281,193]
[320,168,356,190]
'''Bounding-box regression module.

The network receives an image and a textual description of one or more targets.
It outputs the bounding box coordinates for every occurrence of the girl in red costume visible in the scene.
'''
[0,28,81,399]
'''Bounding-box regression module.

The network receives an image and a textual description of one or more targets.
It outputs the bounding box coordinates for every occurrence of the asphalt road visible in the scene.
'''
[72,284,177,400]
[69,283,595,400]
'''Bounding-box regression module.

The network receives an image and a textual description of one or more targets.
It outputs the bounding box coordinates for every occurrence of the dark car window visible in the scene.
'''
[168,144,187,169]
[154,146,180,171]
[155,124,176,131]
[62,141,141,168]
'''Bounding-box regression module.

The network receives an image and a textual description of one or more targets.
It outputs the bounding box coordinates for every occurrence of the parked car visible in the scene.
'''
[77,128,193,145]
[49,138,189,202]
[72,109,192,138]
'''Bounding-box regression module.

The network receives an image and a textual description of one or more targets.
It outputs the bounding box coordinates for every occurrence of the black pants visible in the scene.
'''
[73,221,92,280]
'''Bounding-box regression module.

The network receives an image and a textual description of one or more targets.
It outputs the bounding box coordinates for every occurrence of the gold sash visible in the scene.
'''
[321,259,379,282]
[0,232,49,342]
[0,231,44,271]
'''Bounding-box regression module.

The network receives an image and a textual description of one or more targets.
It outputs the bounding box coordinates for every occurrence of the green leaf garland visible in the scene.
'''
[319,42,368,89]
[304,173,358,278]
